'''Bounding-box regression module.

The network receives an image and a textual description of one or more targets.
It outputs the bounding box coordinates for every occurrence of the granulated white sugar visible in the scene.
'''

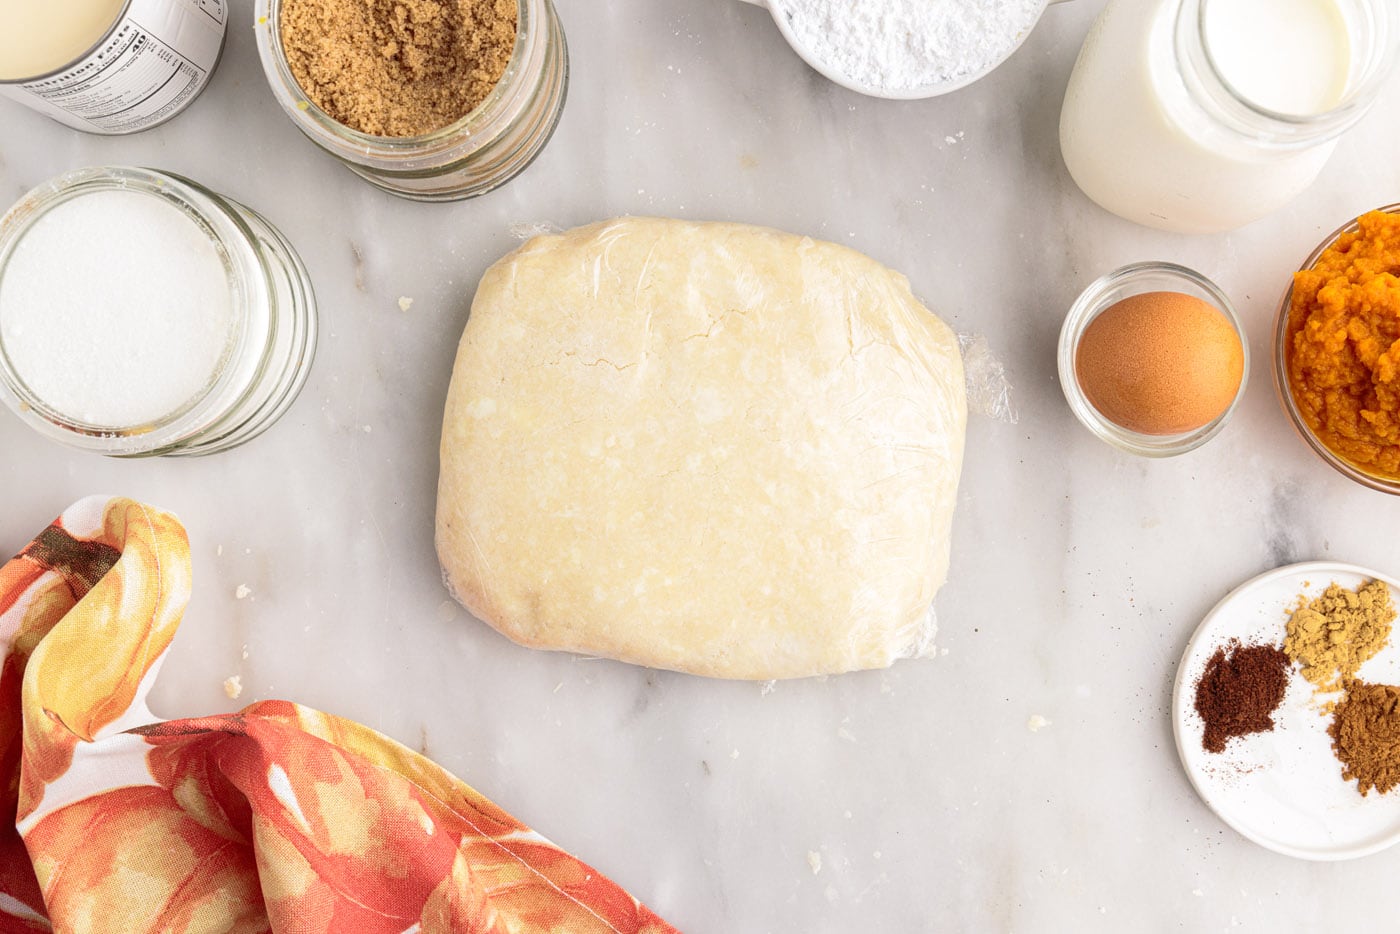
[777,0,1044,92]
[0,189,233,428]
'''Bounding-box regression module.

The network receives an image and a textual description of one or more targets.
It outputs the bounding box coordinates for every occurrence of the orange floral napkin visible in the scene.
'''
[0,497,677,934]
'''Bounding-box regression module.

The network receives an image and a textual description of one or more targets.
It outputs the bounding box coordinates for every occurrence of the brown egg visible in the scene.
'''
[1075,291,1245,436]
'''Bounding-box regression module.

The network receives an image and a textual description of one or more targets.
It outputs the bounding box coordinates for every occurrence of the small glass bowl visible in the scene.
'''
[1274,203,1400,494]
[1058,261,1249,457]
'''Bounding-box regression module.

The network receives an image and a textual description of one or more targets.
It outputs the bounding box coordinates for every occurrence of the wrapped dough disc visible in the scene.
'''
[436,217,966,679]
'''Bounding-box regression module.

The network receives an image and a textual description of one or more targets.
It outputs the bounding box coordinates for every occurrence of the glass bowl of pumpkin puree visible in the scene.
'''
[1276,204,1400,494]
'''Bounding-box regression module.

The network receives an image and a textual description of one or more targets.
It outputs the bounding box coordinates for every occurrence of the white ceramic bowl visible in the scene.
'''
[742,0,1052,100]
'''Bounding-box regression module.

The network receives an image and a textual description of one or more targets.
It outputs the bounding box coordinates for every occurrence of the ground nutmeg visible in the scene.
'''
[1330,680,1400,796]
[1194,641,1291,754]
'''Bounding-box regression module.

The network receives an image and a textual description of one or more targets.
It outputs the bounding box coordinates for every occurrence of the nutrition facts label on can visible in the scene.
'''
[191,0,228,24]
[1,0,227,134]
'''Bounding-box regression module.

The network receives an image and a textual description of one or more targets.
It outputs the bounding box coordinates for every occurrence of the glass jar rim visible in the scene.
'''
[1273,203,1400,494]
[1179,0,1400,144]
[0,166,268,455]
[255,0,532,160]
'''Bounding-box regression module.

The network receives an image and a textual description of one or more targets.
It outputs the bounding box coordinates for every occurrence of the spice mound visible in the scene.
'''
[1194,641,1290,754]
[1075,291,1244,436]
[1285,209,1400,478]
[280,0,517,137]
[1330,681,1400,796]
[1285,579,1395,693]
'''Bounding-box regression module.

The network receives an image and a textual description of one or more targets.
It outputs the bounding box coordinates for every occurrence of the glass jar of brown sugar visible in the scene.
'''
[252,0,568,202]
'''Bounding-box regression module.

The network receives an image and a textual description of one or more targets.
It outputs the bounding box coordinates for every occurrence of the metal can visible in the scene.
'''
[0,0,228,135]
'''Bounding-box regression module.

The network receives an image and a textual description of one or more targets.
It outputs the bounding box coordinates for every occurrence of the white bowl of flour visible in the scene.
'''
[744,0,1051,99]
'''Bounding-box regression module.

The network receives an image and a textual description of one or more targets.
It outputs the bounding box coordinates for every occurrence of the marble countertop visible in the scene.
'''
[4,1,1400,930]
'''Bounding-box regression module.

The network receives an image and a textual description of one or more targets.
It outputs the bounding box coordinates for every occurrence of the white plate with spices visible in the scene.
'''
[1172,561,1400,861]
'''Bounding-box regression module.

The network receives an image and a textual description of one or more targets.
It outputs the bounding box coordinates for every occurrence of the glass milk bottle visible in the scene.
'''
[1059,0,1399,234]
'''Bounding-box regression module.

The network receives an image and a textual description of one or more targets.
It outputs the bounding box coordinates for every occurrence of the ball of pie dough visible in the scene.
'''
[436,218,966,680]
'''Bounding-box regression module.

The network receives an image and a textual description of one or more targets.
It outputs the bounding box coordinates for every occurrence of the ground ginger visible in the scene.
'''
[1284,580,1395,694]
[1286,210,1400,477]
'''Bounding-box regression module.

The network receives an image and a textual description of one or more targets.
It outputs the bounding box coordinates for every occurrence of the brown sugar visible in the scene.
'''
[279,0,518,137]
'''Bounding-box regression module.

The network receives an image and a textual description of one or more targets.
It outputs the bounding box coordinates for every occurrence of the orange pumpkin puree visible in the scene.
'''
[1287,210,1400,478]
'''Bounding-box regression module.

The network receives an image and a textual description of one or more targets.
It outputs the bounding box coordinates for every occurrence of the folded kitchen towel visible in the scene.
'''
[0,496,677,934]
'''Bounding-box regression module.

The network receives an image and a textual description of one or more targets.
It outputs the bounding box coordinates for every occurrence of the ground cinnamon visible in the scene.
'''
[1330,681,1400,796]
[280,0,517,137]
[1194,642,1291,754]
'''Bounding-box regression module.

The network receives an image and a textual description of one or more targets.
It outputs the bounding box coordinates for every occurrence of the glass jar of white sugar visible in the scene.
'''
[252,0,568,202]
[0,167,318,457]
[1060,0,1400,233]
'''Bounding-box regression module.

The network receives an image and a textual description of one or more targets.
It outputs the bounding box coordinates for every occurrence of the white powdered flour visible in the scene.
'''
[777,0,1044,93]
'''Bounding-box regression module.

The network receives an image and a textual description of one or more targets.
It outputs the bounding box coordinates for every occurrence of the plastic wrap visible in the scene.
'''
[437,217,967,679]
[959,332,1018,424]
[508,220,563,240]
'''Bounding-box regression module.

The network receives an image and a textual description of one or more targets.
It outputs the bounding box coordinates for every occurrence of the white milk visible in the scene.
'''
[1204,0,1351,116]
[0,189,234,428]
[1059,0,1359,234]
